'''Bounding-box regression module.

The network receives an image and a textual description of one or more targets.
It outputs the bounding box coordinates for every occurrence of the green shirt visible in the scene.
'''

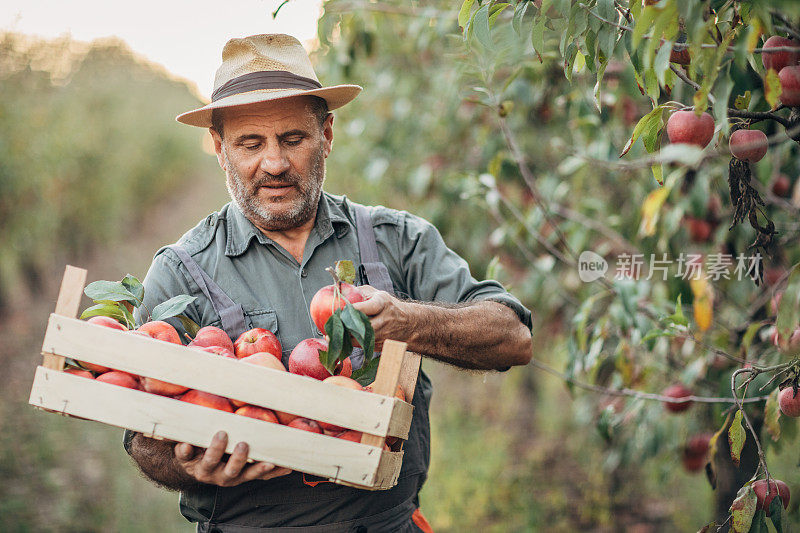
[137,192,532,358]
[132,191,532,527]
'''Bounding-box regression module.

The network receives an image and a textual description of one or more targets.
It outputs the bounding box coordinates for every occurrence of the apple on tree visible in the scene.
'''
[761,36,800,72]
[729,129,768,163]
[666,110,715,148]
[662,383,693,413]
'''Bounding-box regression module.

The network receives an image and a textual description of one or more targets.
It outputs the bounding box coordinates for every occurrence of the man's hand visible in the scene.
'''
[174,431,291,487]
[352,285,409,351]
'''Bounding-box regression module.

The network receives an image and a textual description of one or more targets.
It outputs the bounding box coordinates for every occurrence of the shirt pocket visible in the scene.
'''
[243,308,279,335]
[242,308,285,363]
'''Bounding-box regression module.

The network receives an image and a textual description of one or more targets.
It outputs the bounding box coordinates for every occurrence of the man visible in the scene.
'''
[126,34,532,532]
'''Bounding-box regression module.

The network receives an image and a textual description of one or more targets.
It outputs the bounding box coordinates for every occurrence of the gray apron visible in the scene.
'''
[168,204,432,532]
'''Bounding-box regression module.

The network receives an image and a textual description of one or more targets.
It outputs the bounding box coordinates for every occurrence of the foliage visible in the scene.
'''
[317,0,800,528]
[0,32,209,307]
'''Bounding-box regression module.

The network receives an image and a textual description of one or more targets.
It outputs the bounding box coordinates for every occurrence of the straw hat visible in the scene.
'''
[177,34,362,127]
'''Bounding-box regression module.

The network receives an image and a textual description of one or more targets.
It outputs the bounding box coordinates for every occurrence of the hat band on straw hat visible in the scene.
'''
[211,71,322,102]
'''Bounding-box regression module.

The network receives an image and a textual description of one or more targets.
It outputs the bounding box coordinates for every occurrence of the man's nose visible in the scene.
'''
[259,144,290,176]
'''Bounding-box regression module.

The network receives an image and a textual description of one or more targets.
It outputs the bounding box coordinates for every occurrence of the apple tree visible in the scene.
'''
[450,0,800,529]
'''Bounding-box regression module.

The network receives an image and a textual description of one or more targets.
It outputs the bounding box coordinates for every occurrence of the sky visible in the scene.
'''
[0,0,324,99]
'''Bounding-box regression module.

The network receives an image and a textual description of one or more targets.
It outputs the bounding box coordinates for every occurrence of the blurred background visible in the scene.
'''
[4,1,800,531]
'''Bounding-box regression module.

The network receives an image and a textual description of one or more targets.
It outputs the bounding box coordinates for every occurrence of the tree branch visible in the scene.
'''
[531,357,770,405]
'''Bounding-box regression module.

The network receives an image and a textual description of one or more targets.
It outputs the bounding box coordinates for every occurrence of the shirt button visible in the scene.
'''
[300,268,308,278]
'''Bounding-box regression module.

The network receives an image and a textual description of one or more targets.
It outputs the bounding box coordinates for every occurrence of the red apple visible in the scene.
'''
[336,430,363,443]
[779,386,800,417]
[189,325,234,353]
[778,65,800,107]
[772,174,792,197]
[762,36,800,72]
[234,328,281,360]
[729,129,768,163]
[309,282,364,333]
[64,368,94,379]
[685,216,713,243]
[235,405,279,423]
[137,321,182,344]
[287,418,323,434]
[82,316,128,372]
[141,376,190,397]
[666,110,715,148]
[96,370,140,389]
[682,433,712,473]
[752,479,790,511]
[319,376,363,432]
[662,383,693,413]
[196,345,236,359]
[180,390,234,412]
[87,316,127,331]
[288,338,353,381]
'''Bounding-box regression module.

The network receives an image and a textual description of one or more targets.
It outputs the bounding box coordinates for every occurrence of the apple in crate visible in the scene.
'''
[234,328,282,359]
[288,338,352,380]
[136,321,189,396]
[189,325,235,353]
[96,371,140,389]
[180,390,234,412]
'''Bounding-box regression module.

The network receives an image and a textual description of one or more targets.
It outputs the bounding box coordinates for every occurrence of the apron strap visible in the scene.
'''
[168,245,248,340]
[354,204,395,294]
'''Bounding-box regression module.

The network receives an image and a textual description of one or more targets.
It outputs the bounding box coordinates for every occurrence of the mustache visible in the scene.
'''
[251,173,302,188]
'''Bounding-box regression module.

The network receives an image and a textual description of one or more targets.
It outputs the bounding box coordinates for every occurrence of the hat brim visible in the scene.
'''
[176,85,363,127]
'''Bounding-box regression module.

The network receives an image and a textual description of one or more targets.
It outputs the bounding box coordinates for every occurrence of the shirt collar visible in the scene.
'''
[224,193,352,257]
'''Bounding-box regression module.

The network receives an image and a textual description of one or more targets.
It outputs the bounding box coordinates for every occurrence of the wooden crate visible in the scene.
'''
[29,266,419,490]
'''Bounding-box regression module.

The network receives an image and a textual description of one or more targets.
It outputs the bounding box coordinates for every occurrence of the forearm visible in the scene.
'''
[395,300,532,370]
[128,432,202,492]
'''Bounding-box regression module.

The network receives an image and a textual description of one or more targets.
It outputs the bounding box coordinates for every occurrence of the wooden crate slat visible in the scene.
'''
[42,315,412,438]
[29,366,385,486]
[43,265,87,370]
[360,340,405,448]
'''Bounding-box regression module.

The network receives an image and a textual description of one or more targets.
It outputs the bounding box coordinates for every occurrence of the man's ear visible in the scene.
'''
[322,114,334,158]
[210,128,226,171]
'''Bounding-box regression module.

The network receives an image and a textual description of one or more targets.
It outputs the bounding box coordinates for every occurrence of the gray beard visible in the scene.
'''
[224,146,325,231]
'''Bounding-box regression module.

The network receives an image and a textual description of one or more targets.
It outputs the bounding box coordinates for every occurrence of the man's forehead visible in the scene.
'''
[218,96,318,131]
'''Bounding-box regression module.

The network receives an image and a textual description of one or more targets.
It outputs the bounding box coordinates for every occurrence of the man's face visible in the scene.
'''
[211,96,333,232]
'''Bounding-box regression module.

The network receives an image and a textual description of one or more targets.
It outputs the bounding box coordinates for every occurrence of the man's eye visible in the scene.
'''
[244,144,261,151]
[284,138,302,146]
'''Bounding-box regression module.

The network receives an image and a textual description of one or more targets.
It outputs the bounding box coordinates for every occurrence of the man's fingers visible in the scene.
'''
[222,442,250,479]
[352,290,388,316]
[174,442,196,462]
[197,431,228,474]
[355,285,378,298]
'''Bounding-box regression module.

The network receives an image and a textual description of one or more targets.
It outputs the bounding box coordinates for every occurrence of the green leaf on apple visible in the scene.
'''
[151,295,197,322]
[351,356,380,386]
[121,274,144,304]
[768,493,786,533]
[176,314,201,338]
[80,302,134,329]
[729,485,756,533]
[84,280,140,306]
[334,260,356,285]
[749,510,767,533]
[321,311,353,374]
